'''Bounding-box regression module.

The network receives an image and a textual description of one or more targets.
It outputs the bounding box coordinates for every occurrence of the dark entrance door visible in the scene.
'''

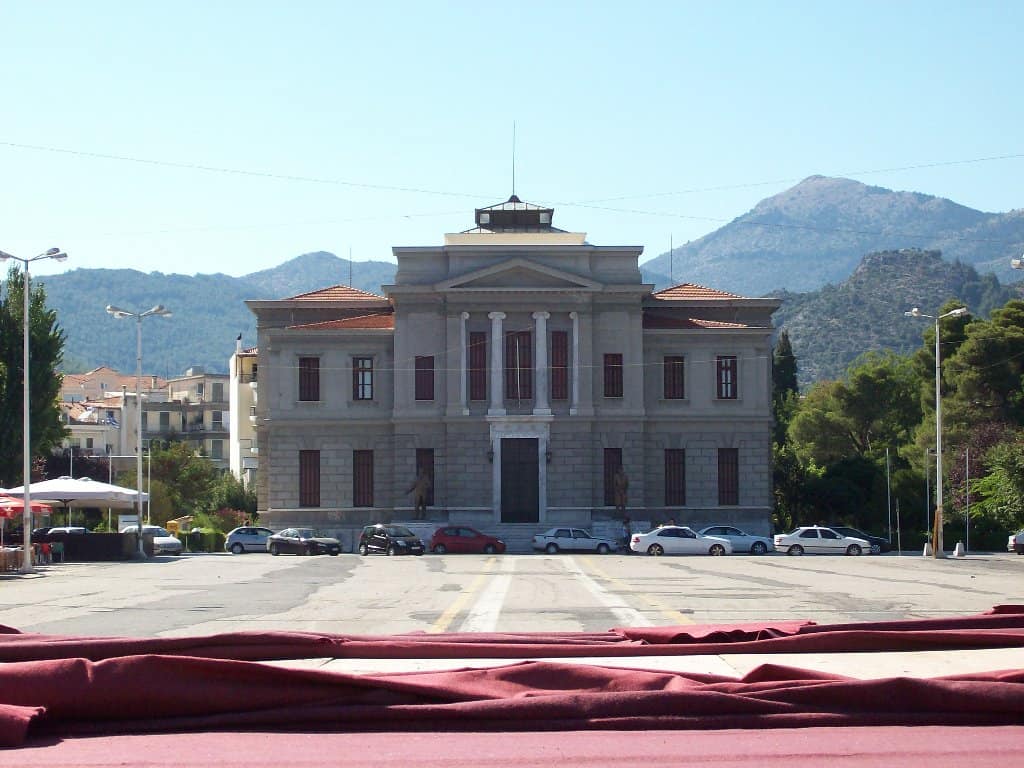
[500,438,539,523]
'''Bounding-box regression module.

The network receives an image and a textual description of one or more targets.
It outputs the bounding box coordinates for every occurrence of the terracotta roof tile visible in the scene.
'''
[289,313,395,331]
[652,283,744,300]
[286,284,387,302]
[643,315,751,330]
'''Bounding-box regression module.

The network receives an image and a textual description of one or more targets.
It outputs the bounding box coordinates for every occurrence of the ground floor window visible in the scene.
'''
[299,450,320,507]
[603,448,622,506]
[665,449,686,505]
[353,450,374,507]
[718,448,739,505]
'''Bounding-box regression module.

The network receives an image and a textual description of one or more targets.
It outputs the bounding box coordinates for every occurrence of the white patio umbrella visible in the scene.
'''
[5,476,148,526]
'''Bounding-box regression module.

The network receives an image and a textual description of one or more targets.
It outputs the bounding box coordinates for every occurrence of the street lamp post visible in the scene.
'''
[106,304,171,555]
[0,247,68,573]
[904,305,969,558]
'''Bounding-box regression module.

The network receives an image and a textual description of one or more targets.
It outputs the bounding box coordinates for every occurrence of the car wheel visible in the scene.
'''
[647,544,664,556]
[750,541,767,555]
[709,544,726,556]
[787,545,804,556]
[870,544,881,555]
[269,543,279,556]
[305,544,315,556]
[846,544,862,556]
[483,544,496,555]
[545,543,559,554]
[230,543,244,555]
[433,544,447,555]
[387,545,398,556]
[329,551,339,556]
[596,543,610,555]
[358,543,368,556]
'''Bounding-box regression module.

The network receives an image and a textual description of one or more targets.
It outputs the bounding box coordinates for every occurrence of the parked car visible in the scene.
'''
[429,526,505,554]
[120,525,183,556]
[358,524,425,556]
[224,526,276,554]
[267,528,341,556]
[697,525,773,554]
[1008,530,1024,555]
[773,526,870,556]
[44,526,89,537]
[830,526,891,554]
[532,527,618,554]
[631,526,732,556]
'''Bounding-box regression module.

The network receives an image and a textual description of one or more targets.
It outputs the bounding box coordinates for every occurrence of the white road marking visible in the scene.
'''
[458,556,516,632]
[563,556,653,627]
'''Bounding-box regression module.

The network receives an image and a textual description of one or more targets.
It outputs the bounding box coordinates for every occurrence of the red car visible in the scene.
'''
[429,526,506,555]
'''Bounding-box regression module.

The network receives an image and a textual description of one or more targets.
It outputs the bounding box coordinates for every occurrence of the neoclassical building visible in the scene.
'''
[246,197,780,549]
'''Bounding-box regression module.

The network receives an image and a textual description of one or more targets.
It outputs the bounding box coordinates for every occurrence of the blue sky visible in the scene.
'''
[2,1,1022,278]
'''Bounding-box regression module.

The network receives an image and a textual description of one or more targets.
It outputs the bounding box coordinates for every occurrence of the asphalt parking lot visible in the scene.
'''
[2,550,1022,638]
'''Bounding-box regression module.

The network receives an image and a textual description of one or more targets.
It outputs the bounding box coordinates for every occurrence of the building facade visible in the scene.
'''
[248,197,780,547]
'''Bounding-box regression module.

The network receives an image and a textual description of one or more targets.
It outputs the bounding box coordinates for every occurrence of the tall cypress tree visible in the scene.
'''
[772,330,799,445]
[0,266,67,486]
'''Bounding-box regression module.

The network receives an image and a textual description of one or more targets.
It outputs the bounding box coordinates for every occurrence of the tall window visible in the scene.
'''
[551,330,569,401]
[603,448,622,506]
[212,411,224,429]
[718,448,739,505]
[665,449,686,505]
[159,411,170,429]
[353,450,374,507]
[352,357,373,400]
[414,356,434,401]
[469,331,487,401]
[504,330,533,400]
[211,440,224,459]
[664,356,685,399]
[716,356,738,400]
[603,353,624,398]
[416,448,435,506]
[299,450,320,507]
[212,382,224,402]
[298,357,320,402]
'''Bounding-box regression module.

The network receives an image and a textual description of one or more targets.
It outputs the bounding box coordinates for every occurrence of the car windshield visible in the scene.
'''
[387,526,414,537]
[295,529,315,538]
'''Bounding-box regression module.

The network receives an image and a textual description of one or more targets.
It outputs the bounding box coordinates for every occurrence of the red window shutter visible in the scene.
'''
[664,356,685,399]
[504,331,533,400]
[469,332,487,401]
[353,450,374,507]
[604,353,623,398]
[551,330,568,401]
[299,450,320,507]
[414,356,434,401]
[298,357,320,402]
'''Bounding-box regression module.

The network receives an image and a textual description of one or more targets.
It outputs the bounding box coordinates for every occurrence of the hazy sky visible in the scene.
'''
[3,1,1022,278]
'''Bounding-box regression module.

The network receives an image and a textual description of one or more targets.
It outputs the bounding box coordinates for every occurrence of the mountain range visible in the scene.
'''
[19,175,1024,383]
[643,175,1024,296]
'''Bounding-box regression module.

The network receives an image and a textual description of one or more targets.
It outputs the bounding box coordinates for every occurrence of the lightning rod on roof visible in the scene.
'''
[511,120,516,197]
[348,246,352,288]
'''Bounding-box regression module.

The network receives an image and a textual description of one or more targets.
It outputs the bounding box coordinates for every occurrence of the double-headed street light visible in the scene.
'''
[0,247,68,573]
[904,305,969,558]
[106,304,171,556]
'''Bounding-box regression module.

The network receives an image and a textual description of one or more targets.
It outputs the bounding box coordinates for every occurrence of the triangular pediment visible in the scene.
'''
[436,258,603,291]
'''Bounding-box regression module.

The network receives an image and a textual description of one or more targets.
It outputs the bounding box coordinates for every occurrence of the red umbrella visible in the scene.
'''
[0,496,53,546]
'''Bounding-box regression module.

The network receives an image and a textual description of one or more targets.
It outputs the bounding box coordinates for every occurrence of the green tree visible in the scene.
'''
[772,330,799,444]
[143,441,221,520]
[0,267,67,486]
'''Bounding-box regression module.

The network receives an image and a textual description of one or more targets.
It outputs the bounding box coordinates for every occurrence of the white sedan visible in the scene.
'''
[774,526,870,556]
[697,525,774,554]
[630,526,732,556]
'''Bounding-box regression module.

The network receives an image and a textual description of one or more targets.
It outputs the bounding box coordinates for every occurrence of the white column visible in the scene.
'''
[532,311,550,415]
[459,312,469,415]
[569,311,580,415]
[487,312,506,416]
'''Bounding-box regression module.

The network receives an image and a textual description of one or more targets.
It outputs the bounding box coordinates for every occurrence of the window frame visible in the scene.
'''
[299,450,320,507]
[416,448,435,506]
[298,356,320,402]
[414,355,435,401]
[468,331,487,401]
[663,355,685,400]
[550,330,569,401]
[718,447,739,506]
[664,448,686,506]
[504,330,533,401]
[603,448,622,507]
[603,353,624,398]
[352,356,374,401]
[716,355,738,400]
[353,449,374,507]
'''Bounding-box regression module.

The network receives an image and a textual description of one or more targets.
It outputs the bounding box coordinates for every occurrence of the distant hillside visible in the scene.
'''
[644,176,1024,296]
[773,249,1023,384]
[39,252,397,376]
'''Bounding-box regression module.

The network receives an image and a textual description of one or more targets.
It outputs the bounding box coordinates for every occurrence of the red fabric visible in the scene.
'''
[2,655,1024,748]
[3,607,1024,662]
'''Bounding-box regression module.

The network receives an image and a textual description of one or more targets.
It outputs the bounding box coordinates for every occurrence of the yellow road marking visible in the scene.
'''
[579,557,695,625]
[429,557,496,633]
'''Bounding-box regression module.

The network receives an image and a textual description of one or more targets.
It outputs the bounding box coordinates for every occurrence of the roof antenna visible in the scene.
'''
[511,120,516,197]
[670,234,674,285]
[348,246,353,287]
